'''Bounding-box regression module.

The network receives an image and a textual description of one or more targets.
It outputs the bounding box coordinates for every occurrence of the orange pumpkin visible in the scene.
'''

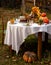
[23,54,28,62]
[41,12,46,17]
[28,57,32,63]
[23,51,37,63]
[43,17,49,24]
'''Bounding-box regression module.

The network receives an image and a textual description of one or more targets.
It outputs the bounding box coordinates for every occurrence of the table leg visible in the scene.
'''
[37,32,42,60]
[45,32,48,47]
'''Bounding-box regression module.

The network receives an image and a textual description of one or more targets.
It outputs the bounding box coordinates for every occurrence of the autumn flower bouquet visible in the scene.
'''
[32,6,41,17]
[31,6,41,22]
[30,6,49,24]
[24,6,49,25]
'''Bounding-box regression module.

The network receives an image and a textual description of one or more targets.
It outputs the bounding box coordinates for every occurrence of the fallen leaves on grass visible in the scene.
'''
[12,56,17,62]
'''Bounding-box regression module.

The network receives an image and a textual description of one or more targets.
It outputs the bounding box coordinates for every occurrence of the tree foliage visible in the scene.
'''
[1,0,22,8]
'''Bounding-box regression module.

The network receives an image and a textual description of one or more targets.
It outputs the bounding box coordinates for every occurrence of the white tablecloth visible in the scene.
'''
[4,20,51,54]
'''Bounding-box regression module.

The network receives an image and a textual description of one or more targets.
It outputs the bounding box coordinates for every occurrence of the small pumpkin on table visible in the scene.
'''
[39,12,49,24]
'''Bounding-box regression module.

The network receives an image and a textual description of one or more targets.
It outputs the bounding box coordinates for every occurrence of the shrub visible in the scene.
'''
[18,34,38,55]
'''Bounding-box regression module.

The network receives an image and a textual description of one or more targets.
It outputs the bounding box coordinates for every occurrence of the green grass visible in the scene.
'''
[0,42,51,65]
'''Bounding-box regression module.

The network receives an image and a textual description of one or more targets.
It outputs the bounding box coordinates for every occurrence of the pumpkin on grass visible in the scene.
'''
[23,51,37,63]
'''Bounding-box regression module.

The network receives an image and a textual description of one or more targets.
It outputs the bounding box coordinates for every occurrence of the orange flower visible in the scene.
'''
[31,6,41,18]
[32,6,40,13]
